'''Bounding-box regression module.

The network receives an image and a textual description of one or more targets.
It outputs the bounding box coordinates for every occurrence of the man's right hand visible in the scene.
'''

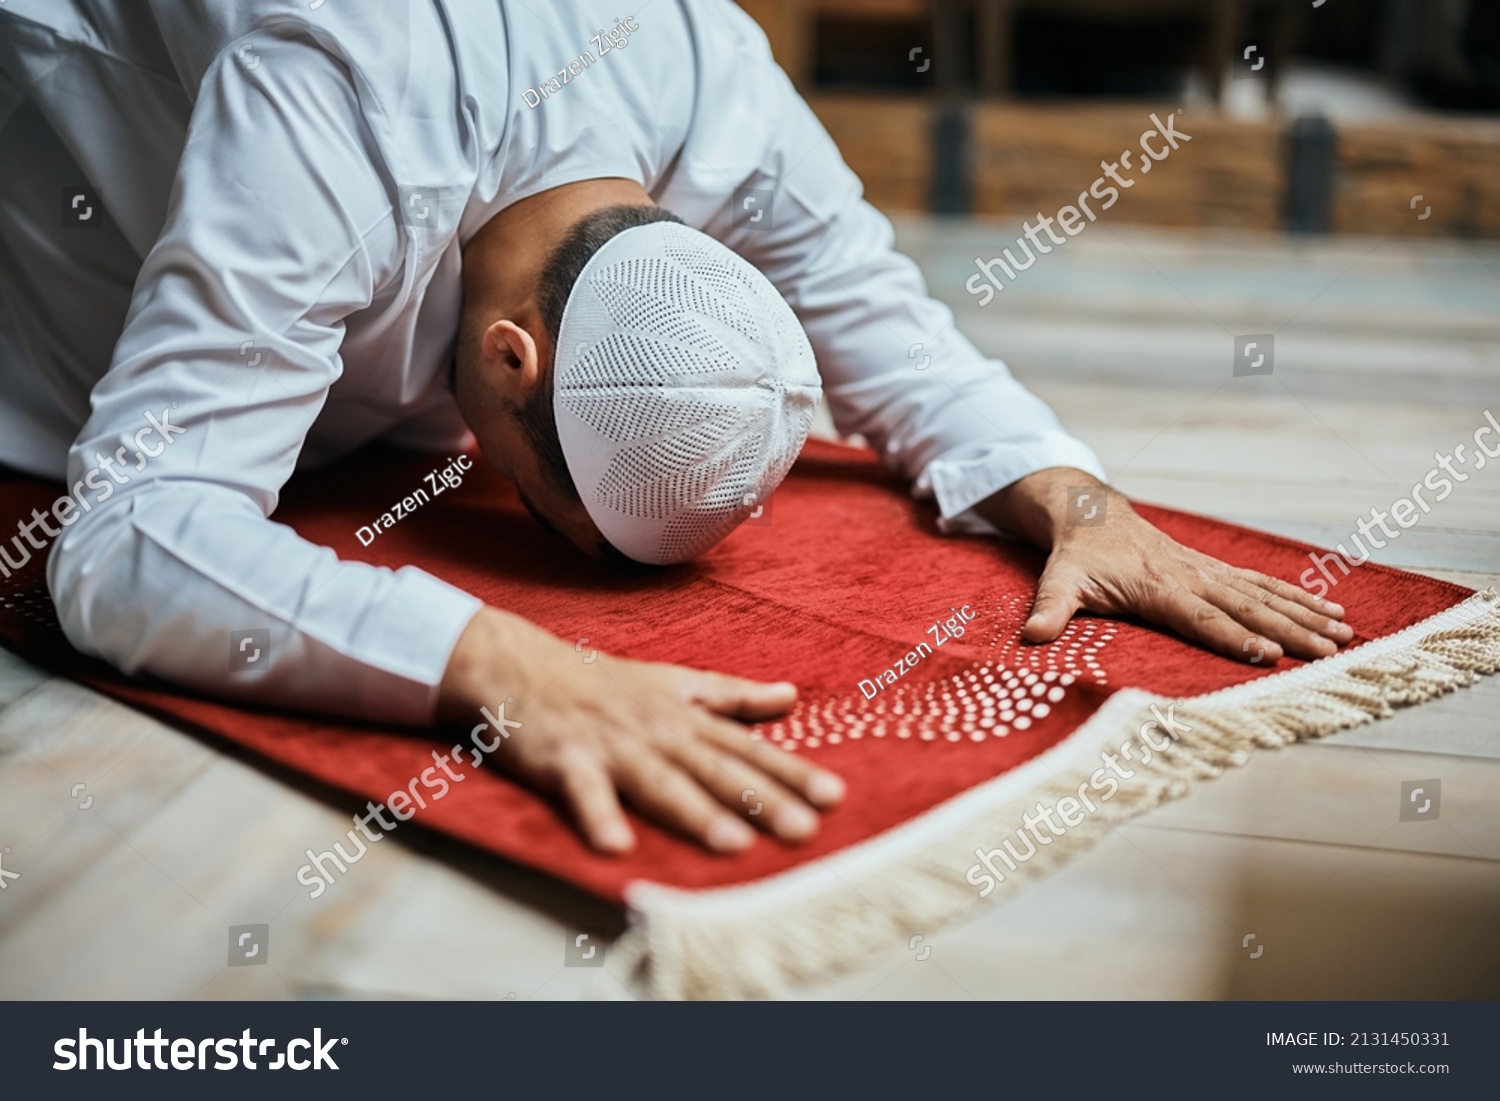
[438,607,844,854]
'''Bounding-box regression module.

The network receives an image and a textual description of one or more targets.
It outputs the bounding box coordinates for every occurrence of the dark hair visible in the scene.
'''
[512,203,684,505]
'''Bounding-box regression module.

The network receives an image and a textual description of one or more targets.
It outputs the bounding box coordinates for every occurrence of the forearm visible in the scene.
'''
[49,483,481,725]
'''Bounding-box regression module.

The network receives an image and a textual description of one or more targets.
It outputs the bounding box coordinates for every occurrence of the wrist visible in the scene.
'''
[975,466,1109,550]
[437,606,560,723]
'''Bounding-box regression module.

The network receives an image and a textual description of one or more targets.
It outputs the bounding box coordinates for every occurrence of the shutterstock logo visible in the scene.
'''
[0,406,189,582]
[1233,334,1274,377]
[229,629,270,673]
[54,1028,343,1071]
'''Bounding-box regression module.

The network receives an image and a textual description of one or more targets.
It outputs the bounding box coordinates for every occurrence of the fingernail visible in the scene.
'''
[1323,600,1344,613]
[1312,634,1337,653]
[1328,619,1352,636]
[807,771,845,806]
[597,821,634,852]
[773,803,819,841]
[707,817,755,852]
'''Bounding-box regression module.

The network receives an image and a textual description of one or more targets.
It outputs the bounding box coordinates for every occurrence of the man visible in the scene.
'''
[0,0,1350,856]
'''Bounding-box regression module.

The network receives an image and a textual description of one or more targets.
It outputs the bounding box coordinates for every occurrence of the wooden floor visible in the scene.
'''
[2,218,1497,1000]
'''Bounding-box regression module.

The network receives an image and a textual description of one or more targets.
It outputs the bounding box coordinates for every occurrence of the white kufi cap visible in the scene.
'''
[553,222,821,564]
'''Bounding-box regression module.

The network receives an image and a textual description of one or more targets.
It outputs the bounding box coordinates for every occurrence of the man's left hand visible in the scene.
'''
[978,468,1353,664]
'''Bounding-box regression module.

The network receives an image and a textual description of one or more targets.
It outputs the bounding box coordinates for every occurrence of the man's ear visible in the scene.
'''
[480,319,543,401]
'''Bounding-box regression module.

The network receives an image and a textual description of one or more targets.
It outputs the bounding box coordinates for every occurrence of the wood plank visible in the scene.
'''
[284,852,628,1001]
[0,648,47,710]
[736,0,813,86]
[1321,675,1500,761]
[815,0,926,16]
[806,95,933,212]
[970,104,1284,230]
[0,675,628,999]
[802,95,1500,239]
[1137,744,1500,860]
[800,812,1240,1000]
[896,214,1500,340]
[1334,117,1500,239]
[797,825,1500,999]
[989,322,1500,404]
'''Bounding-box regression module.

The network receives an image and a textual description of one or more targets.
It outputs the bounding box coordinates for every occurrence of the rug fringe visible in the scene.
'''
[614,590,1500,999]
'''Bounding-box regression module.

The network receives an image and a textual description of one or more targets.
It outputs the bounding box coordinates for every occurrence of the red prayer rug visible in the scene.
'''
[2,440,1497,998]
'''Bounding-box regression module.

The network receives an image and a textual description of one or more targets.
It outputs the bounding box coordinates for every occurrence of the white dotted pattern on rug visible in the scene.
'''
[755,664,1079,751]
[985,593,1116,689]
[753,597,1116,752]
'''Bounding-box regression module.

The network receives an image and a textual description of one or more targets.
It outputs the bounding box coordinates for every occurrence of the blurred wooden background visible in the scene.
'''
[739,0,1500,237]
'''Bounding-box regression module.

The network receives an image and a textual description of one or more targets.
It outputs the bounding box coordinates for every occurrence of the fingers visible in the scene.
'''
[696,716,846,808]
[557,752,636,854]
[661,730,821,843]
[524,657,846,854]
[611,744,757,854]
[1023,559,1085,643]
[686,670,798,722]
[1143,584,1286,664]
[1235,568,1346,620]
[1202,583,1337,661]
[1227,577,1353,646]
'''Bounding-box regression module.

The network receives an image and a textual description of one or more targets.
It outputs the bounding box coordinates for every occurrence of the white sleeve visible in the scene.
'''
[719,67,1107,534]
[46,34,481,724]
